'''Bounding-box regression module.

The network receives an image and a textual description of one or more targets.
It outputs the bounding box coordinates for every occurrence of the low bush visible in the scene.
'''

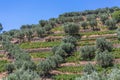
[95,51,114,68]
[96,37,113,52]
[83,63,96,74]
[80,46,96,60]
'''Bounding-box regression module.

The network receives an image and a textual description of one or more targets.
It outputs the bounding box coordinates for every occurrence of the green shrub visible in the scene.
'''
[37,60,52,75]
[95,51,114,68]
[83,63,96,74]
[62,36,77,46]
[105,19,117,30]
[54,47,67,57]
[76,68,120,80]
[80,46,96,60]
[96,37,113,52]
[22,61,36,71]
[60,42,75,55]
[63,23,79,36]
[52,46,59,54]
[112,10,120,23]
[0,60,8,72]
[81,21,88,30]
[75,71,106,80]
[3,69,39,80]
[47,54,64,68]
[5,63,14,74]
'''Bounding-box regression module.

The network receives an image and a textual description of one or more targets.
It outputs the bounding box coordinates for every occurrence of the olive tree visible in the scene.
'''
[3,69,39,80]
[39,20,48,27]
[62,36,77,46]
[5,63,14,74]
[100,14,108,25]
[60,42,75,56]
[25,29,33,42]
[95,51,114,68]
[105,19,117,30]
[81,21,88,30]
[96,37,113,52]
[64,23,80,36]
[89,20,97,31]
[35,27,45,37]
[83,63,96,74]
[80,46,96,60]
[37,60,53,76]
[76,68,120,80]
[112,10,120,23]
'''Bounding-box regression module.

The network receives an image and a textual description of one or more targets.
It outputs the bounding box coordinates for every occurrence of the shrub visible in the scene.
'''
[3,69,39,80]
[105,19,117,30]
[52,46,59,54]
[76,68,120,80]
[54,47,67,57]
[35,27,45,37]
[5,63,14,74]
[22,61,36,71]
[86,15,96,21]
[96,37,113,52]
[83,63,96,74]
[46,54,64,69]
[62,36,77,46]
[95,51,114,68]
[63,23,79,36]
[75,71,106,80]
[60,42,75,55]
[80,46,96,60]
[81,21,88,30]
[37,60,52,75]
[44,24,52,32]
[89,20,97,30]
[46,58,57,69]
[112,10,120,23]
[100,14,108,24]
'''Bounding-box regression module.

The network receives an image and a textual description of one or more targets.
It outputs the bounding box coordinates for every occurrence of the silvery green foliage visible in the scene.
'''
[81,21,88,29]
[60,42,75,55]
[105,19,117,30]
[55,47,67,57]
[95,51,114,68]
[89,20,97,30]
[107,68,120,80]
[35,27,45,37]
[5,63,14,74]
[80,46,96,60]
[75,71,105,80]
[3,69,40,80]
[100,14,108,24]
[63,23,79,36]
[76,68,120,80]
[62,36,77,46]
[83,63,96,74]
[96,37,113,52]
[37,59,53,75]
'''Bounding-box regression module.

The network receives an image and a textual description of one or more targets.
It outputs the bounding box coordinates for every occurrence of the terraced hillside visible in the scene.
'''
[0,7,120,80]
